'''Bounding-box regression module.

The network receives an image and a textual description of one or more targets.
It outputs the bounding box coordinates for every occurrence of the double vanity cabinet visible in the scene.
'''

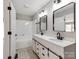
[32,34,75,59]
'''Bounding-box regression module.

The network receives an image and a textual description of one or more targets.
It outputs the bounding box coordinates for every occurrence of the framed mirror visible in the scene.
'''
[53,2,75,32]
[40,15,47,32]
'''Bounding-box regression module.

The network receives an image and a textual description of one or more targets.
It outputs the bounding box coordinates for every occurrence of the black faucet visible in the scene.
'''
[57,32,63,40]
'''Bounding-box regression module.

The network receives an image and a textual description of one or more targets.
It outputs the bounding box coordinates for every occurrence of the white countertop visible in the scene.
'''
[33,34,75,47]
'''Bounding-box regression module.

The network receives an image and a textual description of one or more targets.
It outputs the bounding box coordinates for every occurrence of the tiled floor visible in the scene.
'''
[16,47,38,59]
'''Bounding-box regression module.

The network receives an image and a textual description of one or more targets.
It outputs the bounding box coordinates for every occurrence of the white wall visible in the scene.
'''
[53,0,75,11]
[16,13,32,21]
[33,0,75,42]
[16,20,32,49]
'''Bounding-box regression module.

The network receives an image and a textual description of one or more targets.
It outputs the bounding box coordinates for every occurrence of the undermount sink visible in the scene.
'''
[48,38,63,42]
[49,38,57,40]
[49,38,63,41]
[47,37,57,40]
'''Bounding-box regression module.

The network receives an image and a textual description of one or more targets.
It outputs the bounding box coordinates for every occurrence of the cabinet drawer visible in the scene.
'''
[49,51,59,59]
[36,42,41,57]
[48,43,64,57]
[41,45,48,54]
[40,45,48,59]
[41,53,48,59]
[36,42,40,51]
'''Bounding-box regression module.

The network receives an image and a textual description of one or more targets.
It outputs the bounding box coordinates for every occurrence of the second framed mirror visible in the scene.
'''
[40,15,47,32]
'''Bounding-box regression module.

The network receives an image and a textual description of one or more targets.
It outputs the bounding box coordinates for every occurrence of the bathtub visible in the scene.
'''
[16,39,32,49]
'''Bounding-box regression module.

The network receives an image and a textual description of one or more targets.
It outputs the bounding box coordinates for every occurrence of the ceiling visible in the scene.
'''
[12,0,51,17]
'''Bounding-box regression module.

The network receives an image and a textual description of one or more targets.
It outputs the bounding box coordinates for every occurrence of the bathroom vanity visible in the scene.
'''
[32,34,75,59]
[32,2,76,59]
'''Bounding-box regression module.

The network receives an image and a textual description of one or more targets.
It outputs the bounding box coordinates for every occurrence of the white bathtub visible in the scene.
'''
[16,39,32,49]
[16,20,33,49]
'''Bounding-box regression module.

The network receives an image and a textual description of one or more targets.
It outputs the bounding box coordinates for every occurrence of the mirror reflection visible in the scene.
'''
[53,2,75,32]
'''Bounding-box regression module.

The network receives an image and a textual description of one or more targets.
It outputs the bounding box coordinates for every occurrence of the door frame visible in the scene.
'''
[3,0,17,59]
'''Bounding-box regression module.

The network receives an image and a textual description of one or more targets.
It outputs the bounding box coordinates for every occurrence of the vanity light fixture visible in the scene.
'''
[39,10,47,17]
[54,0,61,4]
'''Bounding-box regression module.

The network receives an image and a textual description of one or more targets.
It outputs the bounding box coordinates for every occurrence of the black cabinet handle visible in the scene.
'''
[42,53,45,56]
[42,48,45,50]
[37,44,39,45]
[37,48,39,50]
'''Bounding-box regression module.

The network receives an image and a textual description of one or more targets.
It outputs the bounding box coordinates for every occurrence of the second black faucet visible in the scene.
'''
[56,32,64,40]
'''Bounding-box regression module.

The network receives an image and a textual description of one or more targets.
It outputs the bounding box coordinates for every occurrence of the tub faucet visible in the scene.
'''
[57,32,63,40]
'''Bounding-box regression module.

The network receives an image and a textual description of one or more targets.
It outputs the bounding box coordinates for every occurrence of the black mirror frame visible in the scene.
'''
[40,15,48,32]
[53,2,76,32]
